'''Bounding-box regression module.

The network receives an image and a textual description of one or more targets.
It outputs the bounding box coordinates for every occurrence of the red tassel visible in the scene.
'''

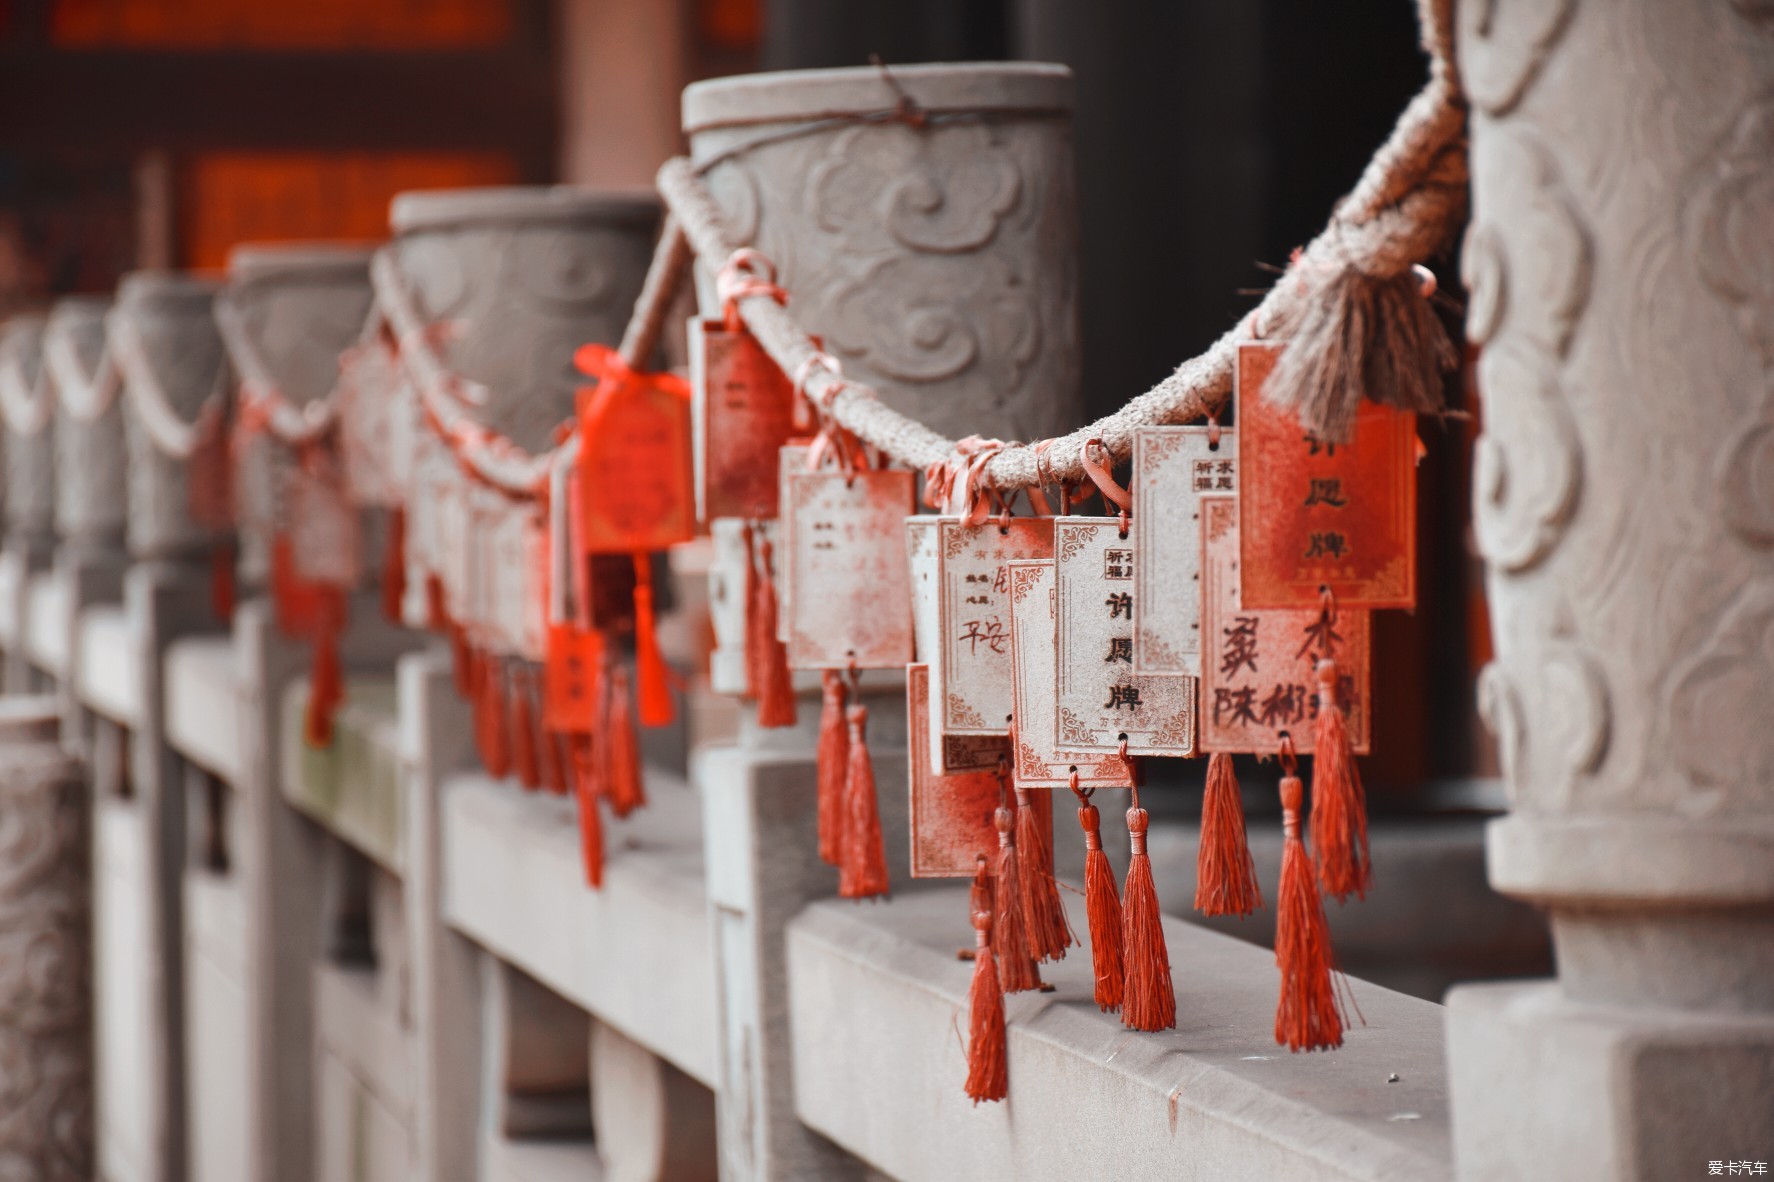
[540,727,568,796]
[992,803,1041,992]
[381,506,407,625]
[815,670,849,866]
[1309,659,1370,902]
[479,661,511,780]
[1196,752,1263,917]
[747,528,797,729]
[1276,769,1346,1051]
[632,554,675,728]
[211,547,235,624]
[1121,795,1176,1032]
[571,734,605,888]
[511,667,540,791]
[1015,784,1072,962]
[425,572,448,633]
[837,702,889,900]
[604,663,646,818]
[303,591,346,748]
[964,865,1008,1104]
[1076,792,1125,1013]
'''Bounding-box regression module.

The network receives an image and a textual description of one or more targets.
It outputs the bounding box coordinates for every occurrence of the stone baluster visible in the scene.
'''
[0,314,55,693]
[0,697,91,1181]
[44,295,128,757]
[1448,3,1774,1179]
[683,62,1083,1182]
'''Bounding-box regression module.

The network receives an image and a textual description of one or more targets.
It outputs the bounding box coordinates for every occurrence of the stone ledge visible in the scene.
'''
[280,675,405,873]
[788,889,1453,1182]
[441,770,719,1088]
[164,636,240,781]
[24,567,70,675]
[78,606,140,728]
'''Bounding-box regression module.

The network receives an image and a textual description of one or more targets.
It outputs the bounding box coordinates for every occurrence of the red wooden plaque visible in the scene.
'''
[906,664,1006,878]
[1199,496,1371,754]
[576,366,696,555]
[1236,340,1417,610]
[693,319,799,521]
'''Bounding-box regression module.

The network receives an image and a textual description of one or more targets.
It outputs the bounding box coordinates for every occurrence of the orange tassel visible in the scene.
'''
[815,670,849,866]
[1196,752,1263,917]
[1276,769,1346,1051]
[511,667,540,791]
[632,554,675,728]
[748,528,797,729]
[1015,783,1072,962]
[992,803,1041,992]
[571,734,605,888]
[540,727,568,796]
[381,506,407,625]
[1309,659,1370,902]
[425,572,448,633]
[303,591,346,748]
[1075,790,1124,1013]
[837,702,889,900]
[479,661,511,780]
[1121,793,1176,1032]
[211,547,235,624]
[604,664,646,818]
[964,864,1008,1104]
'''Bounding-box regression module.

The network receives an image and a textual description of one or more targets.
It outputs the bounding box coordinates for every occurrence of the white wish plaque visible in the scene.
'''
[1053,516,1197,756]
[935,517,1055,738]
[780,464,916,670]
[1007,560,1135,789]
[910,516,1003,772]
[1132,425,1236,676]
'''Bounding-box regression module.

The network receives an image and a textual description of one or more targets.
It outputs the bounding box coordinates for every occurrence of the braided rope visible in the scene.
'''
[0,322,55,438]
[652,0,1464,491]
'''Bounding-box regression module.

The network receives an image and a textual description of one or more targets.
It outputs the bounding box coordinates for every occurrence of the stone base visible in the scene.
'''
[1447,982,1774,1181]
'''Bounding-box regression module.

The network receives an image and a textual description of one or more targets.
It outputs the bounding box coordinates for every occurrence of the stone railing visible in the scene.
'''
[0,9,1766,1179]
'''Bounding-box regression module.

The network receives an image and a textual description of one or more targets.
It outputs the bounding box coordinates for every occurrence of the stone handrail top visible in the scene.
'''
[791,888,1453,1181]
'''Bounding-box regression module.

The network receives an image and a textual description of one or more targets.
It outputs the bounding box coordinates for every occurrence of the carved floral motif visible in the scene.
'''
[1458,0,1577,115]
[1472,342,1583,573]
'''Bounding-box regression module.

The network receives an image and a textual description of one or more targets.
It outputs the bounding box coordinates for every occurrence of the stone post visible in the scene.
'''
[220,243,377,593]
[45,295,129,758]
[0,314,55,693]
[113,271,231,567]
[682,62,1083,444]
[1448,3,1774,1179]
[683,62,1083,1182]
[0,697,91,1181]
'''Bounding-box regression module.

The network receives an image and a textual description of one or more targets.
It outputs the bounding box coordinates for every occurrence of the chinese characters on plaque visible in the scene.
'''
[691,316,799,521]
[1199,496,1371,754]
[1053,518,1196,756]
[780,460,916,670]
[1132,424,1236,676]
[1237,340,1417,610]
[934,518,1055,749]
[1006,561,1134,789]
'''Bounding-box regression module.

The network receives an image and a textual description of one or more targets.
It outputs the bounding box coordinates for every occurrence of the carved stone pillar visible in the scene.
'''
[1448,3,1774,1179]
[386,187,661,453]
[0,315,55,549]
[220,243,377,590]
[0,697,91,1181]
[113,272,231,564]
[683,62,1083,443]
[685,63,1081,1181]
[48,296,127,556]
